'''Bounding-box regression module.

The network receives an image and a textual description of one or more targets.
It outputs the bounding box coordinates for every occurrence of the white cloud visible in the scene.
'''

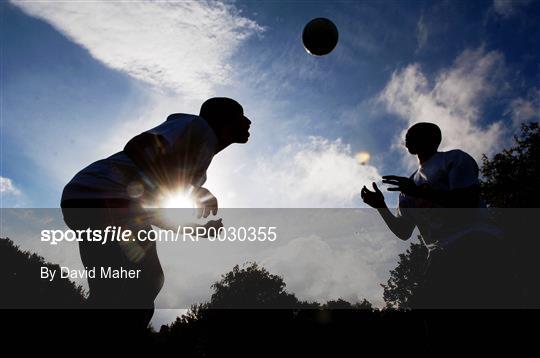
[416,15,428,52]
[0,177,26,208]
[206,136,381,207]
[508,89,540,126]
[0,176,21,196]
[11,0,264,98]
[7,0,264,192]
[378,47,507,165]
[493,0,531,18]
[262,234,400,305]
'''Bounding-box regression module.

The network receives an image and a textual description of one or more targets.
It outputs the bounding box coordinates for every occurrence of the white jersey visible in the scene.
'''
[61,114,217,204]
[397,150,500,246]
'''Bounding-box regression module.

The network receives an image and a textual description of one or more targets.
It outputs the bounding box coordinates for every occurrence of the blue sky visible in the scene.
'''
[2,0,539,328]
[1,0,539,209]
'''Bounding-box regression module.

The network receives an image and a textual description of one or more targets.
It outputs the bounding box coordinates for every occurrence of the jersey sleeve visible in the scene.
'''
[447,150,479,189]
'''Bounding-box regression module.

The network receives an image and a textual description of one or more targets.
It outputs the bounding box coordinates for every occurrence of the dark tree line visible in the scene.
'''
[0,238,85,308]
[481,122,539,208]
[154,262,424,354]
[382,242,428,309]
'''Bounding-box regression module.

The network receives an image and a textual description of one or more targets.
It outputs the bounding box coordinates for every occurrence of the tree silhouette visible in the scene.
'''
[207,262,302,308]
[382,241,428,309]
[0,237,90,340]
[481,122,539,208]
[156,262,403,353]
[481,122,540,305]
[323,298,373,310]
[0,238,429,348]
[0,237,85,308]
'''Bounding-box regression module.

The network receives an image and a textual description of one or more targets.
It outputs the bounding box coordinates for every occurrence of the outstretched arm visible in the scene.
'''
[361,183,415,241]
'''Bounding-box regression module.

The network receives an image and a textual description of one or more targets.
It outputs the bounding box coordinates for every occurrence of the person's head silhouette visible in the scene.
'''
[198,97,251,151]
[405,122,441,156]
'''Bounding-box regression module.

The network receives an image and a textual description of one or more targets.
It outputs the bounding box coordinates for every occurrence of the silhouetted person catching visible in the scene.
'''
[361,122,504,307]
[61,97,251,330]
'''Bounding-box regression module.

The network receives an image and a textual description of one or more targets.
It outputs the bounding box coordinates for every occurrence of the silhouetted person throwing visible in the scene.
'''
[61,97,251,330]
[361,122,503,307]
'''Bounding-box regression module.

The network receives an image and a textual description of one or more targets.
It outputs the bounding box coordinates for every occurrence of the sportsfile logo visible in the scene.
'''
[40,226,278,245]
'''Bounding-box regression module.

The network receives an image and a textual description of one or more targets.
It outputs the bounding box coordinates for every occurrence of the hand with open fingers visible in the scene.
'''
[194,187,218,218]
[382,175,420,196]
[361,182,386,208]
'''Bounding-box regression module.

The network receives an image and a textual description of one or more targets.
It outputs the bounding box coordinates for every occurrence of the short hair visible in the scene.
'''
[199,97,243,125]
[407,122,442,148]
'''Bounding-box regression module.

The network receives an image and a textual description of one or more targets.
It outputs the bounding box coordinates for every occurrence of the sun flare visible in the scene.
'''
[160,190,195,209]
